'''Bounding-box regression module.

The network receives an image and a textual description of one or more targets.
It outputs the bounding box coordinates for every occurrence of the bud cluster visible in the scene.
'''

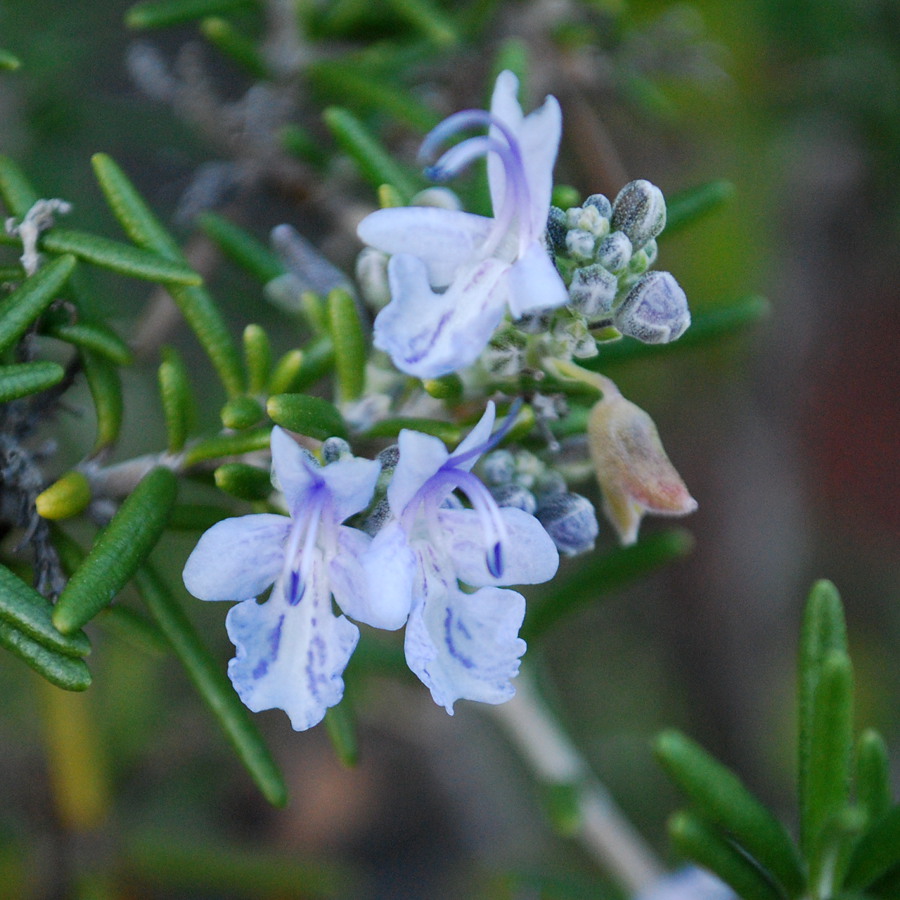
[481,449,599,556]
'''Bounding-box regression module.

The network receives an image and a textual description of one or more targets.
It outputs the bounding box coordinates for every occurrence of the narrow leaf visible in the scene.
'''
[0,254,76,354]
[655,729,805,897]
[183,428,271,467]
[844,806,900,891]
[0,50,21,71]
[199,213,284,284]
[133,564,288,806]
[0,619,92,691]
[52,467,178,634]
[806,650,854,884]
[291,336,334,391]
[323,107,418,201]
[857,730,892,826]
[158,346,194,454]
[0,155,40,217]
[585,295,770,368]
[267,393,347,441]
[0,564,91,657]
[214,463,272,501]
[35,471,92,521]
[800,579,849,852]
[383,0,457,46]
[665,180,735,234]
[91,154,243,396]
[326,288,366,403]
[324,702,358,768]
[266,349,304,395]
[46,321,133,365]
[363,417,461,445]
[522,530,694,641]
[81,349,123,451]
[200,17,267,78]
[0,361,64,402]
[126,0,256,29]
[668,811,786,900]
[220,395,264,430]
[243,325,271,395]
[41,229,202,285]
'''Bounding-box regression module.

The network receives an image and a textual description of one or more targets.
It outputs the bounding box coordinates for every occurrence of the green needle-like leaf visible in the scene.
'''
[214,463,272,501]
[158,346,194,454]
[326,288,366,403]
[363,417,461,445]
[267,393,347,441]
[81,349,123,451]
[220,395,264,430]
[41,229,202,285]
[806,650,854,884]
[0,49,21,71]
[800,579,849,853]
[52,467,178,634]
[291,337,335,392]
[0,155,40,217]
[664,180,735,233]
[857,730,892,827]
[844,806,900,891]
[522,530,694,642]
[200,17,267,77]
[133,564,287,806]
[383,0,457,46]
[0,619,92,691]
[323,107,419,201]
[0,564,91,657]
[324,701,358,768]
[669,811,786,900]
[199,214,284,284]
[0,254,76,355]
[655,729,805,898]
[126,0,257,29]
[91,154,243,396]
[266,349,304,395]
[0,361,65,402]
[183,428,272,467]
[243,325,272,396]
[585,295,770,368]
[47,321,133,366]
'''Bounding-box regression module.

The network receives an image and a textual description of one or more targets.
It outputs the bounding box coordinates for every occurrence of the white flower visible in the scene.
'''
[357,71,569,378]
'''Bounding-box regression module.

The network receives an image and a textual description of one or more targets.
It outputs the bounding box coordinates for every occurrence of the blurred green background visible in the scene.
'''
[0,0,897,896]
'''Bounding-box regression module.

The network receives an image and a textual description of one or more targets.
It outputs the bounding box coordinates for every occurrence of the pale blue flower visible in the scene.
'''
[363,402,560,712]
[633,867,736,900]
[183,427,385,731]
[357,70,569,378]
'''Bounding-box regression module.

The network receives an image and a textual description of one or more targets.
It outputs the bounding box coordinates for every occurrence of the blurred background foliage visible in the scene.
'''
[0,0,897,896]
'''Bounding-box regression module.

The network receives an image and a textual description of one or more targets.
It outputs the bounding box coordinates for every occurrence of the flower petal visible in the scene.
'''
[357,206,493,288]
[439,506,559,586]
[375,254,508,379]
[351,521,416,630]
[320,455,381,523]
[183,514,290,601]
[270,426,320,512]
[505,241,568,317]
[404,581,526,714]
[226,565,359,731]
[389,428,450,514]
[448,401,496,470]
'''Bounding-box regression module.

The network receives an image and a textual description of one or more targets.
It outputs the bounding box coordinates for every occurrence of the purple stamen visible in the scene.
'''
[488,541,504,578]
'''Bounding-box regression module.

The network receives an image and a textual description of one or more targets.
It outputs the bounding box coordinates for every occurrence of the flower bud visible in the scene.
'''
[536,492,599,556]
[410,186,462,210]
[614,271,690,344]
[568,264,618,318]
[35,471,91,520]
[482,450,516,486]
[322,436,352,463]
[490,483,538,515]
[595,230,632,272]
[583,193,613,219]
[355,248,391,311]
[565,228,596,261]
[587,391,697,545]
[547,206,568,253]
[611,179,666,250]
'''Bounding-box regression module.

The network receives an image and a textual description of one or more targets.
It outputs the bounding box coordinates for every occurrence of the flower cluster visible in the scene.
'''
[183,406,558,730]
[184,70,698,731]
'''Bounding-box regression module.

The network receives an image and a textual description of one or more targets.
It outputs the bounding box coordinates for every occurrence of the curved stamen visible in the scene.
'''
[449,398,524,471]
[419,109,532,259]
